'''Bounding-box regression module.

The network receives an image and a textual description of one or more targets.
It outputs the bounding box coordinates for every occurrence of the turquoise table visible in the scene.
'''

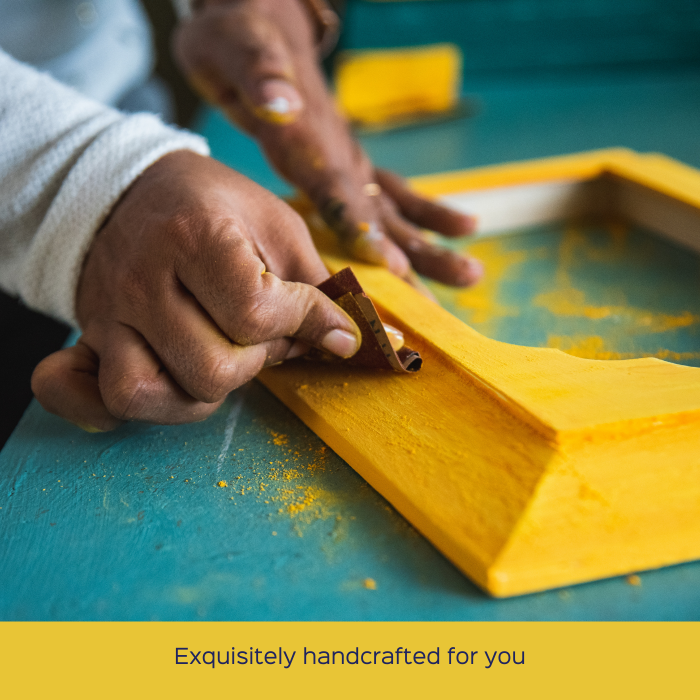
[3,69,700,620]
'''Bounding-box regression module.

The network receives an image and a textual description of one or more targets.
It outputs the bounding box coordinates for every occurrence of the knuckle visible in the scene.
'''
[228,294,275,345]
[120,263,153,310]
[174,216,247,268]
[103,374,153,421]
[311,170,348,204]
[190,350,237,403]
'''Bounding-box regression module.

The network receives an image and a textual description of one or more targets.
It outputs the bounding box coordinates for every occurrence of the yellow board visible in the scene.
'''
[334,43,462,126]
[261,149,700,597]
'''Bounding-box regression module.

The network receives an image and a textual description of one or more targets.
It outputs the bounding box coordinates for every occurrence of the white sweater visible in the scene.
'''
[0,48,209,327]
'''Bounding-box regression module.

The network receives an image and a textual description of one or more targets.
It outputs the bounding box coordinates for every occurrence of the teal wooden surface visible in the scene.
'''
[426,222,700,365]
[3,9,700,618]
[3,370,700,621]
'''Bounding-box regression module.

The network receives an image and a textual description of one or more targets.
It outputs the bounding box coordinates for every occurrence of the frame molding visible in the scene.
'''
[260,149,700,596]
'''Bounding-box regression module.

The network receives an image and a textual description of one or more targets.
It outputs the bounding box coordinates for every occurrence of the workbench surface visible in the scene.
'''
[2,71,700,620]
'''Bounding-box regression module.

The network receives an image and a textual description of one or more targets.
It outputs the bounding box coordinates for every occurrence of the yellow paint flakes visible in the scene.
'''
[626,574,642,587]
[214,423,341,538]
[217,480,228,488]
[363,578,377,590]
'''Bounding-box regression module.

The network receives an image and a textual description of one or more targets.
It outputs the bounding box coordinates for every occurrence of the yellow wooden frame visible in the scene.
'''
[260,149,700,597]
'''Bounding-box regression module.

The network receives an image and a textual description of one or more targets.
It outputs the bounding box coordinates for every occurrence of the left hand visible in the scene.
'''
[173,0,483,288]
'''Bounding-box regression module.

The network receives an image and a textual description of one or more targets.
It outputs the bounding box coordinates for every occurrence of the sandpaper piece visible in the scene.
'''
[314,268,422,373]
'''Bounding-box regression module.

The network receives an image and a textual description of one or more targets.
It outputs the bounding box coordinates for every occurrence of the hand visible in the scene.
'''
[31,151,361,431]
[174,0,483,287]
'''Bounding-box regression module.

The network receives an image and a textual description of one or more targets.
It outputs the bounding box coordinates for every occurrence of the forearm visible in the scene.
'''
[0,49,209,327]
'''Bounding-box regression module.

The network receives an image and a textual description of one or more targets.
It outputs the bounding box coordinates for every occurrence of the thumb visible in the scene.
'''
[31,341,123,432]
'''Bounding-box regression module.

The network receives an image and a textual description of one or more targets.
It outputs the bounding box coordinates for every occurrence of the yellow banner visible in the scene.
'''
[2,622,694,698]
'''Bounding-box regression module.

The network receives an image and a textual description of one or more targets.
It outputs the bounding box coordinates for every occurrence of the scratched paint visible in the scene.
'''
[426,221,700,367]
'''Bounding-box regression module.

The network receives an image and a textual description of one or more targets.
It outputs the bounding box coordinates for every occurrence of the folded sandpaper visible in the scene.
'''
[314,268,422,373]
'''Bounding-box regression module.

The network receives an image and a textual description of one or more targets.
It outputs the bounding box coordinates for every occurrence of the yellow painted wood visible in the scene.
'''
[262,151,700,596]
[409,148,630,196]
[334,44,461,126]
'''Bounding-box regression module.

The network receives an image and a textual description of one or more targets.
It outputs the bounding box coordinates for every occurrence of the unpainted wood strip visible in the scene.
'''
[612,177,700,254]
[439,178,611,234]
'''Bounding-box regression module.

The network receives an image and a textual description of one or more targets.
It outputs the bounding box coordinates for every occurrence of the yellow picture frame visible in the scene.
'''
[260,148,700,597]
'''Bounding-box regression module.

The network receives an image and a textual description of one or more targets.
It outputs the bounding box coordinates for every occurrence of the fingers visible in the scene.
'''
[128,284,281,404]
[302,168,414,279]
[82,231,363,407]
[381,203,484,287]
[375,169,477,237]
[216,10,304,124]
[31,328,229,429]
[31,342,123,432]
[95,323,225,423]
[175,6,304,126]
[174,232,361,363]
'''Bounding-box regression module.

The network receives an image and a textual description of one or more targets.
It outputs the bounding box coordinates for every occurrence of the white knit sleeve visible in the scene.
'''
[0,48,210,327]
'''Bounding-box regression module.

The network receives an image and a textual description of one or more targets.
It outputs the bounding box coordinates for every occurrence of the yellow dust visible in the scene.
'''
[535,287,613,320]
[547,335,700,362]
[217,480,228,488]
[363,578,377,590]
[269,430,289,446]
[217,430,341,537]
[453,238,532,326]
[286,487,318,516]
[535,225,700,333]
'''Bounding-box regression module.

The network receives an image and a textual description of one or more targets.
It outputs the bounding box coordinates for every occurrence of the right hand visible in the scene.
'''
[31,151,361,431]
[174,0,483,289]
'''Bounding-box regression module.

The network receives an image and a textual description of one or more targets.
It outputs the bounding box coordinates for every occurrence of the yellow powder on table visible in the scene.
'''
[363,578,377,590]
[269,431,289,446]
[217,480,228,488]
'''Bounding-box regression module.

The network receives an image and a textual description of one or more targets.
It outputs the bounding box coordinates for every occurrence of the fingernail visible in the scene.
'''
[253,79,303,124]
[465,256,485,284]
[460,213,478,233]
[73,421,104,433]
[453,256,484,287]
[382,323,404,351]
[321,329,360,358]
[351,221,390,265]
